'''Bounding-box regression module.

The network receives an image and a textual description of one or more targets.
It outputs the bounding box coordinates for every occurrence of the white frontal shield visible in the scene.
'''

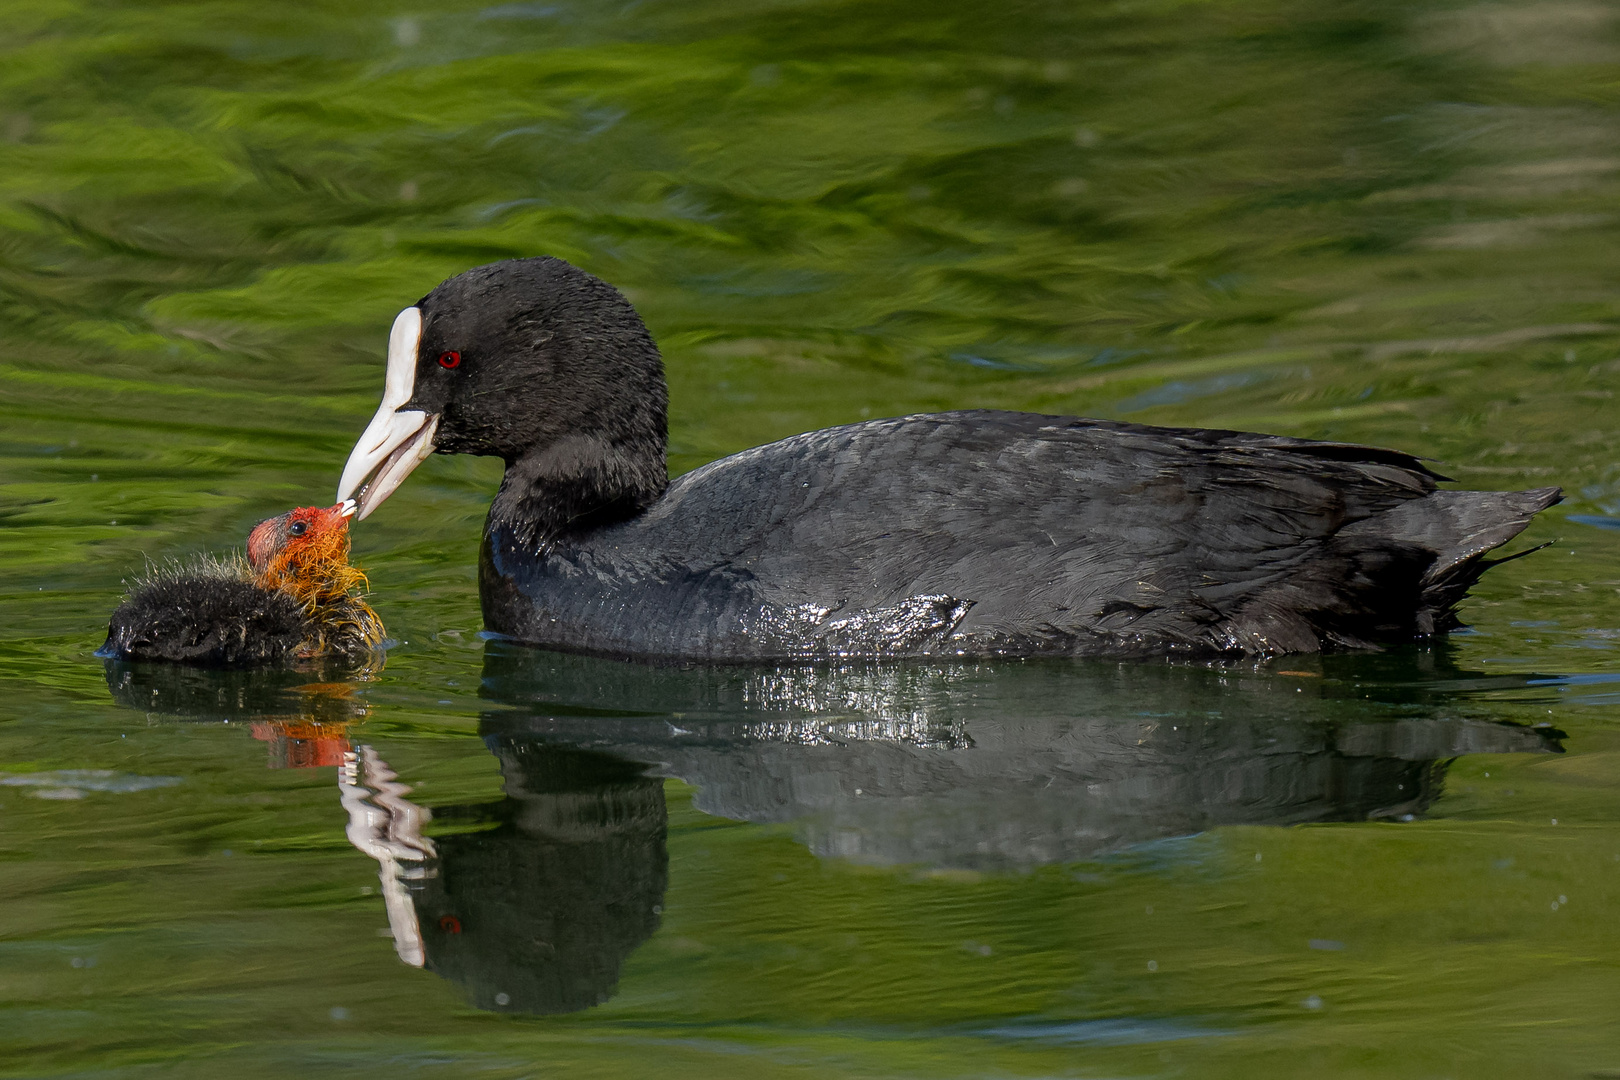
[337,306,440,520]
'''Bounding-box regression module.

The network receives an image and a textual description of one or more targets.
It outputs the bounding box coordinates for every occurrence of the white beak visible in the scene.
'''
[337,306,440,520]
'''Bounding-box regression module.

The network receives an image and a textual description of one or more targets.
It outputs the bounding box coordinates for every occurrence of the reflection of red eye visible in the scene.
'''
[438,351,461,369]
[439,915,462,934]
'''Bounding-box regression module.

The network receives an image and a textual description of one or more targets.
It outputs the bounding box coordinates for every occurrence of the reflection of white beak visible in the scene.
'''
[340,744,434,967]
[336,306,439,521]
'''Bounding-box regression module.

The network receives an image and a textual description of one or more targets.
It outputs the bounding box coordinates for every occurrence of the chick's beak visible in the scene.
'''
[317,502,356,533]
[337,306,440,520]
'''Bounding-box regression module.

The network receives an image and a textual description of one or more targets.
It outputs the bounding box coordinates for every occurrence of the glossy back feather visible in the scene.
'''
[482,412,1559,660]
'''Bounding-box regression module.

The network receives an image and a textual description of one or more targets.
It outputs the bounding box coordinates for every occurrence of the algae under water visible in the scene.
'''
[2,0,1620,1076]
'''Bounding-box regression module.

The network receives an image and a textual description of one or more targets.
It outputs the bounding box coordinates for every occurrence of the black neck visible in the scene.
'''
[487,433,667,547]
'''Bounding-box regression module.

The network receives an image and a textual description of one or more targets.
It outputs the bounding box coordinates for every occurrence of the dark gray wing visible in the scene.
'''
[509,412,1555,658]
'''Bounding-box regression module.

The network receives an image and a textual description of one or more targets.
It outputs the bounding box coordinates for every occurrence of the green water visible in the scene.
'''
[4,0,1620,1074]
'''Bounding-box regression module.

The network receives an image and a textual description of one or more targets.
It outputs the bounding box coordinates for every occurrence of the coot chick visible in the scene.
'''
[336,256,1560,662]
[100,502,384,666]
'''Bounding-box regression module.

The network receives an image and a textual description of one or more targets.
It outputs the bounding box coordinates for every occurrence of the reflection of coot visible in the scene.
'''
[411,742,667,1015]
[476,642,1565,870]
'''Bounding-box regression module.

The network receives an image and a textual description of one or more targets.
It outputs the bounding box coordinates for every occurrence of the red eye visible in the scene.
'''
[438,351,461,369]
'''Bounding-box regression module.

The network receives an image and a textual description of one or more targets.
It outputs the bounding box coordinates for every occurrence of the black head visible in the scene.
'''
[338,257,669,531]
[410,258,667,462]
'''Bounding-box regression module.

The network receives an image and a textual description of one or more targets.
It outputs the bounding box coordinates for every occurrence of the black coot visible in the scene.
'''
[336,257,1559,661]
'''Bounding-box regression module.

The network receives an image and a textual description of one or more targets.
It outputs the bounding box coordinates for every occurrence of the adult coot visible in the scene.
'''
[336,257,1559,661]
[100,502,384,665]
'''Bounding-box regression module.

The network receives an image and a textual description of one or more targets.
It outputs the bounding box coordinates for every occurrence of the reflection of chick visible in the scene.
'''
[251,720,353,768]
[100,502,385,666]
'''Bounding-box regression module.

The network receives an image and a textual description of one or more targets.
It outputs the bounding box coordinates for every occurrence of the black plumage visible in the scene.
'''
[341,256,1560,662]
[101,564,384,666]
[100,560,313,666]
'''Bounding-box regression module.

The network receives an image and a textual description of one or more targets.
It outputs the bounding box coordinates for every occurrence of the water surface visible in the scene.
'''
[3,0,1620,1076]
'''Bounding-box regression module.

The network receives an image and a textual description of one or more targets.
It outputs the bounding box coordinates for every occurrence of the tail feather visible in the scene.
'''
[1225,486,1561,655]
[1339,486,1562,637]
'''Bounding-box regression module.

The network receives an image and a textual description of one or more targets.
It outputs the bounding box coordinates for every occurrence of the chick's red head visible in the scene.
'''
[247,501,364,604]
